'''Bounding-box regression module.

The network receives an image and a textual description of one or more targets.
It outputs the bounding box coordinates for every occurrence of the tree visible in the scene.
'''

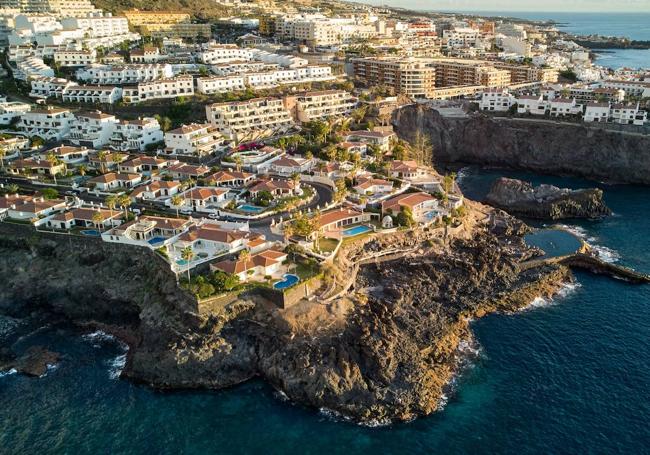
[97,150,107,174]
[171,194,183,217]
[323,145,337,162]
[254,190,273,207]
[411,132,432,166]
[154,114,172,132]
[7,183,19,194]
[118,194,131,219]
[351,106,368,124]
[212,270,239,291]
[396,207,415,227]
[41,188,59,199]
[105,195,118,220]
[283,221,294,243]
[78,164,87,177]
[0,145,6,170]
[46,151,61,185]
[180,246,194,282]
[31,136,44,148]
[92,211,104,230]
[442,172,457,196]
[234,156,243,172]
[334,178,348,203]
[392,142,408,161]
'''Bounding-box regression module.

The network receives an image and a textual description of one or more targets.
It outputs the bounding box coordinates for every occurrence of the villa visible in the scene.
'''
[46,207,123,229]
[248,178,297,198]
[1,194,67,220]
[389,160,427,180]
[171,187,230,211]
[119,156,172,175]
[88,172,142,191]
[36,146,90,165]
[103,215,192,246]
[166,163,211,181]
[130,180,182,201]
[6,158,66,178]
[210,249,288,282]
[382,192,440,224]
[353,177,394,196]
[317,207,372,236]
[171,224,261,261]
[345,130,396,152]
[268,155,313,176]
[88,151,128,172]
[205,170,255,188]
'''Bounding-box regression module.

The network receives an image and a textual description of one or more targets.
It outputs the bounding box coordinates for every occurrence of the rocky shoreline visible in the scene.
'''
[485,177,612,220]
[392,105,650,185]
[0,211,580,424]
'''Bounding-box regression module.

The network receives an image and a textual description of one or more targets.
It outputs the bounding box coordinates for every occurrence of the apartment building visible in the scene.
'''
[76,64,174,85]
[479,88,516,111]
[197,45,253,64]
[123,10,190,27]
[130,46,160,64]
[196,76,246,94]
[611,103,647,125]
[164,123,225,158]
[351,57,436,98]
[69,111,118,148]
[141,23,211,40]
[442,28,480,49]
[284,90,358,124]
[53,49,95,67]
[242,65,334,89]
[492,62,558,84]
[18,106,75,141]
[0,99,31,125]
[584,102,611,122]
[516,94,548,115]
[61,85,122,104]
[600,80,650,99]
[206,97,295,141]
[29,76,74,99]
[122,75,194,104]
[109,118,164,151]
[430,59,511,88]
[13,0,99,17]
[60,13,129,38]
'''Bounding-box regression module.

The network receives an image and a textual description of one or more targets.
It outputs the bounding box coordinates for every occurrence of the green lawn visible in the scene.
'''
[316,237,339,254]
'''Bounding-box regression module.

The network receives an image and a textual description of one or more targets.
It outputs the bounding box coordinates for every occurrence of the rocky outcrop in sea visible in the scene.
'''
[485,177,612,220]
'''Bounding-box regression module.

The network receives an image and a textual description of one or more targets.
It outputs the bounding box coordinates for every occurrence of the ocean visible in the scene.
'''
[2,167,650,453]
[474,11,650,69]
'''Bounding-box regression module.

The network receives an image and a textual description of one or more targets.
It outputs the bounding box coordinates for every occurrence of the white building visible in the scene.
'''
[72,115,165,152]
[121,74,194,104]
[479,88,516,112]
[76,63,174,85]
[69,111,118,148]
[0,99,31,125]
[516,94,548,115]
[285,90,358,123]
[109,117,164,151]
[549,98,582,117]
[60,12,130,38]
[163,123,225,158]
[583,102,610,123]
[197,45,253,64]
[611,103,647,125]
[61,85,122,104]
[206,97,295,142]
[18,106,75,141]
[196,75,246,94]
[53,49,95,67]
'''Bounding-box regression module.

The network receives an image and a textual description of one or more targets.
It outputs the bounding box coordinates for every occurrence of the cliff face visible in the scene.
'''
[392,105,650,185]
[485,177,612,220]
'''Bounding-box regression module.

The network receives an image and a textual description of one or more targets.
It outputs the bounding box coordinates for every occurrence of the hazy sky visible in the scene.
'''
[359,0,650,12]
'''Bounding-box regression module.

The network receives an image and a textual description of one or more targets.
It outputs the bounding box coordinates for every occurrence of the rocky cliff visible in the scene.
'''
[392,104,650,185]
[485,177,612,220]
[0,221,571,424]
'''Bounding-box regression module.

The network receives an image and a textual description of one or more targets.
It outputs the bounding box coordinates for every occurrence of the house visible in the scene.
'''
[0,135,30,159]
[317,207,372,234]
[130,46,160,64]
[119,156,171,175]
[130,180,181,201]
[172,187,230,211]
[87,172,142,191]
[109,117,164,152]
[7,158,66,178]
[104,215,192,245]
[479,88,515,111]
[204,170,255,188]
[516,94,547,115]
[36,145,89,165]
[46,207,123,229]
[18,107,75,141]
[549,98,582,117]
[584,102,610,123]
[248,178,296,198]
[61,85,123,104]
[70,111,119,149]
[3,195,67,220]
[611,103,646,125]
[338,141,368,157]
[345,130,396,152]
[210,249,288,282]
[382,192,439,224]
[88,151,128,172]
[166,163,211,181]
[268,155,313,176]
[389,160,427,180]
[353,177,394,195]
[173,224,254,258]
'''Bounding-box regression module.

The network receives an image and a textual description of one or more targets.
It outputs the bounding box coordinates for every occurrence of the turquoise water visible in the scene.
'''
[237,204,264,213]
[273,273,300,290]
[80,229,100,236]
[342,225,372,237]
[2,166,650,452]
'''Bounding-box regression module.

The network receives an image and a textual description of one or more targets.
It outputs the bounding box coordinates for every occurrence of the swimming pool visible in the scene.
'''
[176,259,189,266]
[80,229,100,236]
[273,274,299,290]
[342,225,372,237]
[147,236,166,246]
[238,204,264,213]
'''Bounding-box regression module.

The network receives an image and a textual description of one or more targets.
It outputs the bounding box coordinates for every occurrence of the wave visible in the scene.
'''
[318,407,392,428]
[39,363,59,378]
[107,353,127,380]
[522,282,582,312]
[553,224,620,263]
[0,368,18,378]
[455,166,471,185]
[82,330,117,348]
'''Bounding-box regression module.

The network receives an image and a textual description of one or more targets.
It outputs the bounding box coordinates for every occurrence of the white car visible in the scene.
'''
[180,208,193,215]
[208,213,219,219]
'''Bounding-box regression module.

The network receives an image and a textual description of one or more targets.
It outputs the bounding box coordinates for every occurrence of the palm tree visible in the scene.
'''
[105,195,117,220]
[118,194,131,219]
[180,246,194,282]
[78,164,87,177]
[283,222,294,244]
[234,156,243,172]
[46,152,61,185]
[97,150,107,174]
[92,211,104,231]
[238,249,251,277]
[171,194,183,218]
[0,146,7,170]
[7,183,19,194]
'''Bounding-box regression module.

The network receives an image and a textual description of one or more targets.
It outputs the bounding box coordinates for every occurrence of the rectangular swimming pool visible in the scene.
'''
[238,204,264,213]
[342,225,372,237]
